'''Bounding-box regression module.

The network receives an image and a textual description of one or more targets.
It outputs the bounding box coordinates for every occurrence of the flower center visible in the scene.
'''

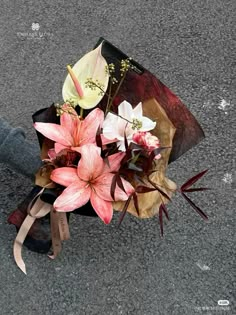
[132,118,142,130]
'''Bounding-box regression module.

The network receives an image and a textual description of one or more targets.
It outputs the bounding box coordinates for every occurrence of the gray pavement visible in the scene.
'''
[0,0,235,314]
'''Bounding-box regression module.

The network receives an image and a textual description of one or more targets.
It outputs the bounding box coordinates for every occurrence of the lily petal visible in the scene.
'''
[94,172,134,202]
[34,122,74,146]
[77,144,103,181]
[140,117,156,131]
[119,178,135,198]
[60,106,81,138]
[132,102,143,118]
[102,112,119,140]
[51,167,79,187]
[62,43,109,109]
[90,190,113,224]
[100,134,118,145]
[118,100,133,120]
[54,181,91,212]
[80,108,104,144]
[54,143,68,154]
[104,152,125,172]
[93,173,115,201]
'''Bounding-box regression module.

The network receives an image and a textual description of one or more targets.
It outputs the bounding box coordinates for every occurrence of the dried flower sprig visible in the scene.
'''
[85,78,106,96]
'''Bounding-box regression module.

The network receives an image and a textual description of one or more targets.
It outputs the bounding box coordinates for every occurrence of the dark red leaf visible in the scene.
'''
[116,175,126,193]
[135,186,157,193]
[181,169,208,191]
[134,174,146,185]
[118,195,132,226]
[181,192,208,220]
[144,147,168,173]
[148,177,171,201]
[103,156,110,168]
[183,187,210,193]
[110,175,117,200]
[95,127,103,149]
[160,203,169,220]
[159,205,164,237]
[124,131,128,151]
[129,142,143,151]
[132,193,139,216]
[149,147,169,164]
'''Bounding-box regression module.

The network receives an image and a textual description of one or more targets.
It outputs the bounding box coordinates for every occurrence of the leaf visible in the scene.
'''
[133,174,146,185]
[135,186,157,193]
[95,127,103,149]
[147,177,171,201]
[110,174,117,200]
[116,175,126,193]
[127,163,143,172]
[158,203,170,237]
[148,147,169,164]
[132,193,139,216]
[129,142,143,152]
[62,43,109,109]
[181,169,208,191]
[181,192,208,220]
[124,131,128,151]
[159,204,164,237]
[183,187,210,193]
[160,203,169,220]
[118,195,132,226]
[131,152,141,164]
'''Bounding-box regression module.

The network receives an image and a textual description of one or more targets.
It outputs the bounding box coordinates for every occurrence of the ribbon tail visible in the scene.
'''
[58,212,70,240]
[48,209,62,260]
[13,198,52,274]
[13,215,35,274]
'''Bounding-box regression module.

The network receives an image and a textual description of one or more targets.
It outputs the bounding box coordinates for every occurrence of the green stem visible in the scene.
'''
[87,80,110,97]
[106,72,127,114]
[105,81,112,116]
[109,111,132,124]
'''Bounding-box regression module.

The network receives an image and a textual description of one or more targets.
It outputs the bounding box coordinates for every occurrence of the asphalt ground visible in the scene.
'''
[0,1,235,314]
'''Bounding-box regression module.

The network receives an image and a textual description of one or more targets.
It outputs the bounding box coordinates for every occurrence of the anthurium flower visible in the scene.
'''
[34,106,104,154]
[62,43,109,109]
[102,100,156,151]
[51,144,134,224]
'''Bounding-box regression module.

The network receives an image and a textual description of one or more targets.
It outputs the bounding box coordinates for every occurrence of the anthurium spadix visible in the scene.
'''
[62,43,109,109]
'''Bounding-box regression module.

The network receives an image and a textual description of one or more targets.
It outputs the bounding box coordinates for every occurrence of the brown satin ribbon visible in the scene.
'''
[48,212,70,260]
[13,191,70,274]
[48,210,62,260]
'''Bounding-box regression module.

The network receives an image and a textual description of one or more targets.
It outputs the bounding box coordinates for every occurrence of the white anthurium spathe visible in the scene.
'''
[62,43,109,110]
[102,100,156,151]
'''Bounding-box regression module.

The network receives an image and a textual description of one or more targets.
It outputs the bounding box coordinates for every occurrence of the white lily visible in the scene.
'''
[102,100,156,151]
[62,43,109,110]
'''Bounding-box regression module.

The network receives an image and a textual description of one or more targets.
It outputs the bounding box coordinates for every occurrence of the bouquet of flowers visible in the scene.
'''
[8,40,209,274]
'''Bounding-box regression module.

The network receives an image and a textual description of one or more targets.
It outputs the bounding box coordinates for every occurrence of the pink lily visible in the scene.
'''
[51,144,134,224]
[34,106,104,154]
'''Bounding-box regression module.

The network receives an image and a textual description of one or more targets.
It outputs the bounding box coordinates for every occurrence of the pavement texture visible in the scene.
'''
[0,0,235,314]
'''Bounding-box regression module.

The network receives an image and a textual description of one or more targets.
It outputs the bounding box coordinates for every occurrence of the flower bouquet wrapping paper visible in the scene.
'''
[8,38,209,273]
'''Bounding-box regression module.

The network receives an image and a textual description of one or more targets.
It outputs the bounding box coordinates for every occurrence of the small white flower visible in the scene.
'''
[102,100,156,151]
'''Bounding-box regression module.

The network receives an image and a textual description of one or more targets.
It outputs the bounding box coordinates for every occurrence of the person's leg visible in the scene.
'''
[0,117,42,179]
[0,117,52,253]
